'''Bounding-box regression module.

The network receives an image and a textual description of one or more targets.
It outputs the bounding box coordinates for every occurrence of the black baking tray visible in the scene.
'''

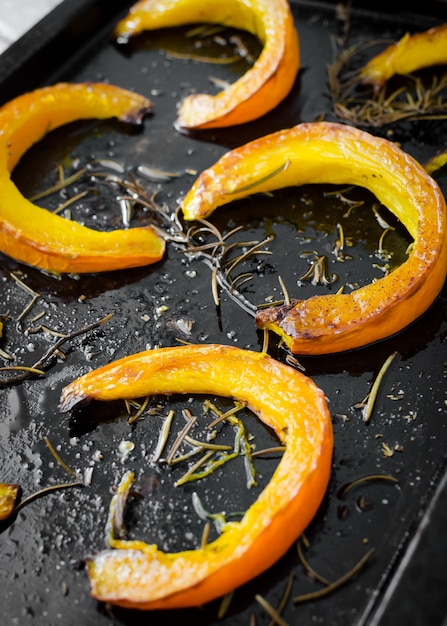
[1,1,447,625]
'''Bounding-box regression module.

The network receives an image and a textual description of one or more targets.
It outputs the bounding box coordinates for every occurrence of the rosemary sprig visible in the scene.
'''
[174,449,220,486]
[299,255,337,286]
[205,400,257,488]
[127,395,150,425]
[328,36,447,127]
[0,313,112,386]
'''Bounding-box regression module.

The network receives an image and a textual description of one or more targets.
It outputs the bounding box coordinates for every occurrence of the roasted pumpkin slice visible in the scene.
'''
[360,22,447,90]
[114,0,299,129]
[182,121,447,355]
[0,483,21,521]
[60,343,333,610]
[0,82,165,274]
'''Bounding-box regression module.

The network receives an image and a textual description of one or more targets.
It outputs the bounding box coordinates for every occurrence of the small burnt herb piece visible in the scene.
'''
[298,255,338,286]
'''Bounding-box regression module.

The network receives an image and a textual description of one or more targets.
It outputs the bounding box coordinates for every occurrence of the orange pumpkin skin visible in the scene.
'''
[0,82,165,274]
[181,122,447,355]
[114,0,300,129]
[60,344,333,609]
[360,22,447,90]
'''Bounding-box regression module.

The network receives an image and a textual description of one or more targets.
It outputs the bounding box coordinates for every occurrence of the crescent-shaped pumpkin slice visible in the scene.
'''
[60,343,333,610]
[0,82,165,274]
[114,0,299,129]
[360,22,447,91]
[181,121,447,355]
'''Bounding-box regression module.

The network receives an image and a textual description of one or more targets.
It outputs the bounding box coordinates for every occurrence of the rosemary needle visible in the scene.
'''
[152,410,175,463]
[165,415,197,464]
[255,594,290,626]
[13,482,83,516]
[44,437,78,478]
[337,473,399,498]
[296,539,331,586]
[217,591,234,619]
[294,548,375,603]
[362,351,398,422]
[267,572,294,626]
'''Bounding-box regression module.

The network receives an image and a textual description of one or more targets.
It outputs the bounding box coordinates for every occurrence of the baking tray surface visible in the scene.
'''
[1,1,447,625]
